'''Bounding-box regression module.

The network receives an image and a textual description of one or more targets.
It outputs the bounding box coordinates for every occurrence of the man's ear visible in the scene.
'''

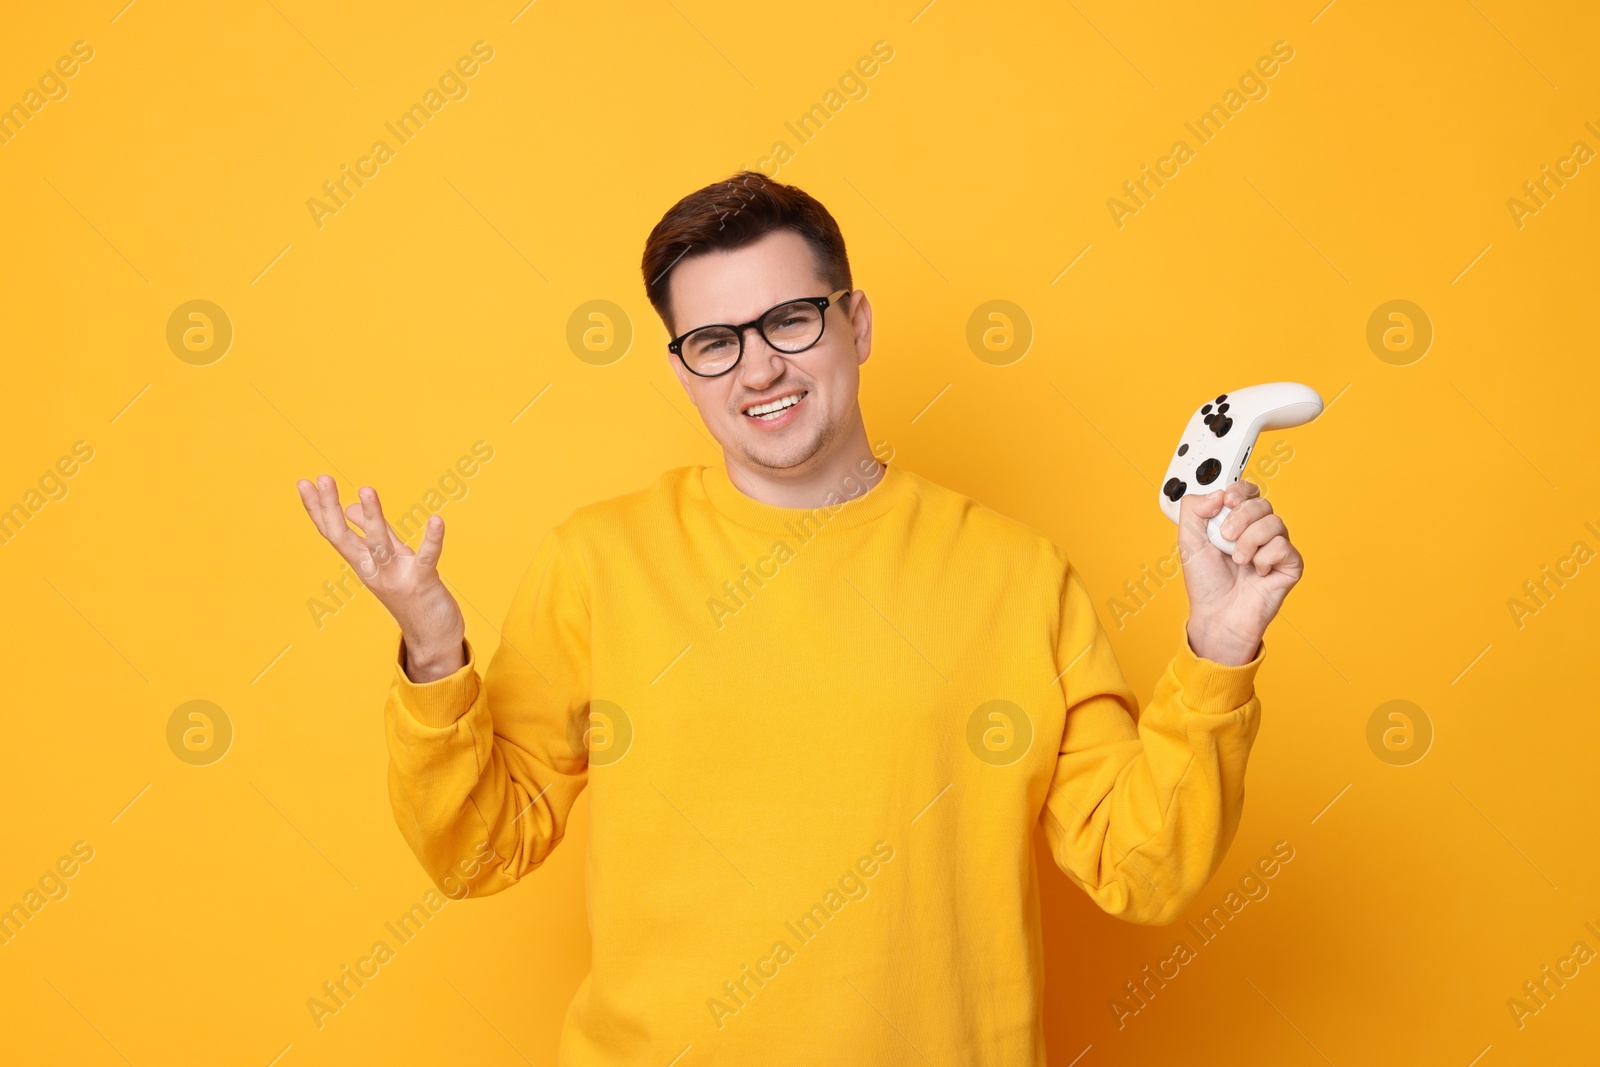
[848,290,873,366]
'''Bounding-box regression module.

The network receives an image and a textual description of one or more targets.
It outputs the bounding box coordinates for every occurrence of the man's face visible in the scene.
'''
[666,228,872,477]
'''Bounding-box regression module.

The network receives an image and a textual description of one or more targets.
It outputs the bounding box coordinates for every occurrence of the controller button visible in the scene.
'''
[1195,458,1222,484]
[1163,477,1186,501]
[1216,394,1227,403]
[1218,402,1229,413]
[1202,404,1213,415]
[1177,444,1188,456]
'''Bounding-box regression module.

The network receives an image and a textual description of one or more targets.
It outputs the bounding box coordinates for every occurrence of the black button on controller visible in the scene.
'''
[1195,458,1222,484]
[1163,477,1186,501]
[1177,444,1188,456]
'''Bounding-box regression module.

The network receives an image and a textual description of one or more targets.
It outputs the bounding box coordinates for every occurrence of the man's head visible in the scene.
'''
[641,172,872,480]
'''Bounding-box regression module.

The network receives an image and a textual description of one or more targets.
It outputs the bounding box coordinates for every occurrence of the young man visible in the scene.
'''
[296,172,1301,1063]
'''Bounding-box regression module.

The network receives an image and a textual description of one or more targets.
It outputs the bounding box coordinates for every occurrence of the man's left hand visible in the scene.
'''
[1178,480,1303,666]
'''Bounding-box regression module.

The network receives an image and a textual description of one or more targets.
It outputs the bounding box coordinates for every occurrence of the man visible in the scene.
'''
[296,171,1301,1064]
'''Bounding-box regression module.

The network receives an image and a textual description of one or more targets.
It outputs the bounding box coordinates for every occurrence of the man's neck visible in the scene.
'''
[722,422,885,509]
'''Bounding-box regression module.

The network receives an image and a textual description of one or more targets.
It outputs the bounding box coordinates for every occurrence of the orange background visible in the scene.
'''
[1,1,1597,1063]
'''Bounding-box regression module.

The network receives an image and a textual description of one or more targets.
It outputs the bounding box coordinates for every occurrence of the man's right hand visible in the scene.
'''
[296,474,467,683]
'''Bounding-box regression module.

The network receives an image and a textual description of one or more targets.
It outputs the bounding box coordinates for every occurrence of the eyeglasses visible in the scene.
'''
[667,288,852,378]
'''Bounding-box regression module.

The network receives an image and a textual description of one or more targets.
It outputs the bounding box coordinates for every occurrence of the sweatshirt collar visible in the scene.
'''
[701,460,910,537]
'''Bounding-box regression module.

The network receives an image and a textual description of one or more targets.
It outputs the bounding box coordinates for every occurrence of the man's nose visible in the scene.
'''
[737,326,786,380]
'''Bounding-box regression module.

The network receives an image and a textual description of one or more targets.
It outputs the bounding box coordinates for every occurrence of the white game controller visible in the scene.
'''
[1158,382,1323,555]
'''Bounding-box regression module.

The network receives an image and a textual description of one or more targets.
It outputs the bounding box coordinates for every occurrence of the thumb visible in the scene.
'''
[414,514,446,569]
[1176,490,1224,555]
[1183,488,1227,521]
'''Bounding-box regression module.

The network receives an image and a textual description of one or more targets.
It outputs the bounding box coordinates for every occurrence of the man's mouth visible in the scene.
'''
[743,390,807,421]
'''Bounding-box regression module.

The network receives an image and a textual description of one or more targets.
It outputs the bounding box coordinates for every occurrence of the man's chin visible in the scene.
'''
[730,429,826,475]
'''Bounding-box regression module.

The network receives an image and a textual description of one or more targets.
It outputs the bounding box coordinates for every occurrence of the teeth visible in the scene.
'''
[746,392,804,417]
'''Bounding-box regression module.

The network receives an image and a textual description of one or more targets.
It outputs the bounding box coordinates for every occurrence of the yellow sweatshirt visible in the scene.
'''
[383,461,1264,1065]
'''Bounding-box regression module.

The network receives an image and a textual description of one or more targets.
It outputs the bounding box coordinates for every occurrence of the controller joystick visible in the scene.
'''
[1157,383,1323,556]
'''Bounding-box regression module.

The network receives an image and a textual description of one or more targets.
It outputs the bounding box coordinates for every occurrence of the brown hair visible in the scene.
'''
[640,170,852,336]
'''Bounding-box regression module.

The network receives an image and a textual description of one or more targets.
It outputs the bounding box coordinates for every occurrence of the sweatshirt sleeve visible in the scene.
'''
[383,527,591,898]
[1039,550,1263,926]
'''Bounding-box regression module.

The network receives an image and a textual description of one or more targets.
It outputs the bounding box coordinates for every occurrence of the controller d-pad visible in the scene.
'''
[1195,458,1221,484]
[1163,477,1186,501]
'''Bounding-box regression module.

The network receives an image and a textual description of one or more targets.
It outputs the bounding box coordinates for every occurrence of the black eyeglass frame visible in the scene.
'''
[666,288,853,378]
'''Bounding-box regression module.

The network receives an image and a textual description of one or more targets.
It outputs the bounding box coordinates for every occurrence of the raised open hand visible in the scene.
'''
[296,474,466,680]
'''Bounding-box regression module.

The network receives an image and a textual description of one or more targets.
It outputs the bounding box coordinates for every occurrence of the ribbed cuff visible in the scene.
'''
[1171,633,1264,715]
[393,633,479,728]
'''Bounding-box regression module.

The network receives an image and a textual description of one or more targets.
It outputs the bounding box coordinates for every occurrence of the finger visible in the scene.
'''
[358,486,400,568]
[346,501,413,554]
[313,475,352,537]
[1181,488,1229,523]
[1218,497,1273,542]
[300,474,343,539]
[414,514,446,570]
[1231,514,1287,565]
[303,475,369,562]
[1251,534,1296,576]
[1176,492,1223,553]
[296,478,330,537]
[1222,479,1261,508]
[309,475,388,581]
